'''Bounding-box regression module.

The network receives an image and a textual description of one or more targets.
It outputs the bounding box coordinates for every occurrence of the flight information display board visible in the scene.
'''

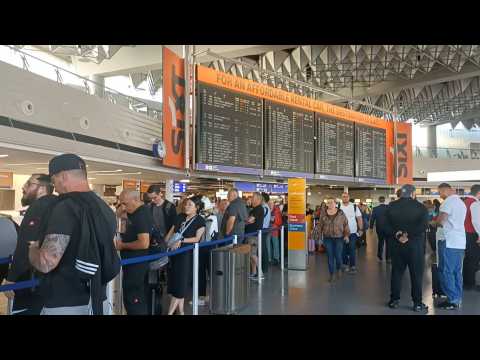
[264,100,314,178]
[196,83,263,175]
[355,124,387,183]
[315,115,355,181]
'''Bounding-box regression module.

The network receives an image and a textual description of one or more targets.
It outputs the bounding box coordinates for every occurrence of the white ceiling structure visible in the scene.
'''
[26,45,480,128]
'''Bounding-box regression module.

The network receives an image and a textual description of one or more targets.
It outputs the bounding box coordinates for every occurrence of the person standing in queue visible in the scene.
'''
[313,196,350,282]
[339,192,363,274]
[2,174,57,315]
[28,154,119,315]
[165,195,206,315]
[435,183,467,310]
[220,189,248,243]
[369,196,390,262]
[114,189,153,315]
[461,184,480,291]
[245,192,265,281]
[384,184,429,313]
[145,185,177,251]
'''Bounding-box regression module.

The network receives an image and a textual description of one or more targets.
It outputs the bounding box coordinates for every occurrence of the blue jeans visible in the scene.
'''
[324,237,344,275]
[441,242,465,305]
[343,233,358,267]
[437,240,447,296]
[270,236,280,263]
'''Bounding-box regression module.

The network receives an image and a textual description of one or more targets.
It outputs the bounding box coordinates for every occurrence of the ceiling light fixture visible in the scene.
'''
[0,155,9,158]
[6,163,49,166]
[180,179,191,183]
[89,169,123,174]
[95,172,142,176]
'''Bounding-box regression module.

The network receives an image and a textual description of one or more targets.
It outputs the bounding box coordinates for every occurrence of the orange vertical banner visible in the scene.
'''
[395,122,413,185]
[162,47,186,169]
[288,178,306,251]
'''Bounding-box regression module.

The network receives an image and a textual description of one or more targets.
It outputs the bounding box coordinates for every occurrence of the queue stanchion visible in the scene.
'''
[280,225,285,271]
[258,230,263,283]
[192,243,199,316]
[6,297,12,315]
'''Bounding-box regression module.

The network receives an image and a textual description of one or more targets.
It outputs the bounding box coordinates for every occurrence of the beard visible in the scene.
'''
[21,190,37,207]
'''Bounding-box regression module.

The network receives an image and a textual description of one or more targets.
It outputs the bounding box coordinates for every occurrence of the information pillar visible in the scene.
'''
[288,178,308,270]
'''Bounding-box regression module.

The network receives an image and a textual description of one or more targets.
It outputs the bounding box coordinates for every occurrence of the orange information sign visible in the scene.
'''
[288,178,306,251]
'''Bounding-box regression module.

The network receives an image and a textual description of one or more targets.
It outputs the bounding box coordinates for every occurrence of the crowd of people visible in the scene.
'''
[1,153,478,315]
[0,156,288,315]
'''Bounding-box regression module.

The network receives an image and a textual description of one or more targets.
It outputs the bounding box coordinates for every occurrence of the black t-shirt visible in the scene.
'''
[121,205,153,259]
[41,192,116,308]
[245,205,265,234]
[173,214,206,246]
[8,195,57,310]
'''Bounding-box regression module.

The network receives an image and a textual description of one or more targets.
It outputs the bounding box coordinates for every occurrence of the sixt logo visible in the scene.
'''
[168,64,185,155]
[396,132,408,178]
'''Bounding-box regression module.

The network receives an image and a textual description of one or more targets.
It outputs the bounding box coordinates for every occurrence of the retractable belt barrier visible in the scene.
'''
[0,227,282,295]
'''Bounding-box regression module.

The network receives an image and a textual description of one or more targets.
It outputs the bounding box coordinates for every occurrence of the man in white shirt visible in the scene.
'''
[339,193,363,274]
[462,184,480,291]
[435,183,467,310]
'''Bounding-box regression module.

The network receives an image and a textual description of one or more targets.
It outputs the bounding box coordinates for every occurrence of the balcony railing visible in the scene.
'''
[0,45,162,124]
[414,146,480,160]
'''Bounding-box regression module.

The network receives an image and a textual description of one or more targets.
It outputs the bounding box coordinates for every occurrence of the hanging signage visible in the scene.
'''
[395,122,413,185]
[173,181,187,193]
[234,181,288,194]
[162,47,186,169]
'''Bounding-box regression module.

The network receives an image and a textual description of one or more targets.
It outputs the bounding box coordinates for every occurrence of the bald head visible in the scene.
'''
[119,189,142,214]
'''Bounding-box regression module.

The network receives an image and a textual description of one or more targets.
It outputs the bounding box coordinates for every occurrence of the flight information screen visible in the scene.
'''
[315,114,355,181]
[355,124,387,182]
[196,83,263,175]
[264,100,314,178]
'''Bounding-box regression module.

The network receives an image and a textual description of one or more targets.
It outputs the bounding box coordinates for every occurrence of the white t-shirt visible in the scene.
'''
[439,194,467,249]
[339,203,362,234]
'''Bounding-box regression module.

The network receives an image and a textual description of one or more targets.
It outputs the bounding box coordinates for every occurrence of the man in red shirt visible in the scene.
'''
[268,200,283,265]
[462,184,480,290]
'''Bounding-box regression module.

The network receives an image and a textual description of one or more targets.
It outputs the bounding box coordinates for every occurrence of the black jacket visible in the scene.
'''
[59,192,120,315]
[369,204,388,233]
[384,198,429,240]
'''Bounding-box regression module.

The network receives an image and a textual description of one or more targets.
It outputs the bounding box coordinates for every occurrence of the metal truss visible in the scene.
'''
[206,45,480,127]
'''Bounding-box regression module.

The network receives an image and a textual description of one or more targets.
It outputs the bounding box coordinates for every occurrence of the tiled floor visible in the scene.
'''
[194,232,480,315]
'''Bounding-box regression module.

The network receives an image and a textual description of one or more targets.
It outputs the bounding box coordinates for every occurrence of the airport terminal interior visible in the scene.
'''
[0,44,480,315]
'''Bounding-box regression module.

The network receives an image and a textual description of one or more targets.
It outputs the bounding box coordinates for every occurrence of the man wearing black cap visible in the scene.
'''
[384,184,429,313]
[28,154,120,315]
[2,174,57,315]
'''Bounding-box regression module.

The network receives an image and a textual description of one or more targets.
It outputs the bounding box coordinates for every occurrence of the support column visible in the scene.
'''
[343,186,349,193]
[165,180,174,202]
[89,74,105,98]
[427,125,437,157]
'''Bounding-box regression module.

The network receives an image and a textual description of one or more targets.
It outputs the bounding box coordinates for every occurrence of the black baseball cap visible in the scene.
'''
[49,154,87,176]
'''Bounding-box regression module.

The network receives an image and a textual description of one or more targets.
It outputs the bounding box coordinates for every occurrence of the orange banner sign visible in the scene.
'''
[395,122,413,185]
[162,47,186,169]
[288,178,306,251]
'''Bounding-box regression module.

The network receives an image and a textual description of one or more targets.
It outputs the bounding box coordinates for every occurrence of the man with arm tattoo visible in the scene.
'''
[29,154,118,315]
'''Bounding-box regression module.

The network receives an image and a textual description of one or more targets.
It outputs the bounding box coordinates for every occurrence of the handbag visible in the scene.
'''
[166,215,198,248]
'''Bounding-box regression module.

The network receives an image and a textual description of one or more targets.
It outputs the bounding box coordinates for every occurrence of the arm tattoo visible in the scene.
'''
[29,234,71,273]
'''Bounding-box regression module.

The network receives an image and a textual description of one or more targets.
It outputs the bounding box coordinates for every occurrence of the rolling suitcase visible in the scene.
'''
[308,238,315,253]
[431,236,445,298]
